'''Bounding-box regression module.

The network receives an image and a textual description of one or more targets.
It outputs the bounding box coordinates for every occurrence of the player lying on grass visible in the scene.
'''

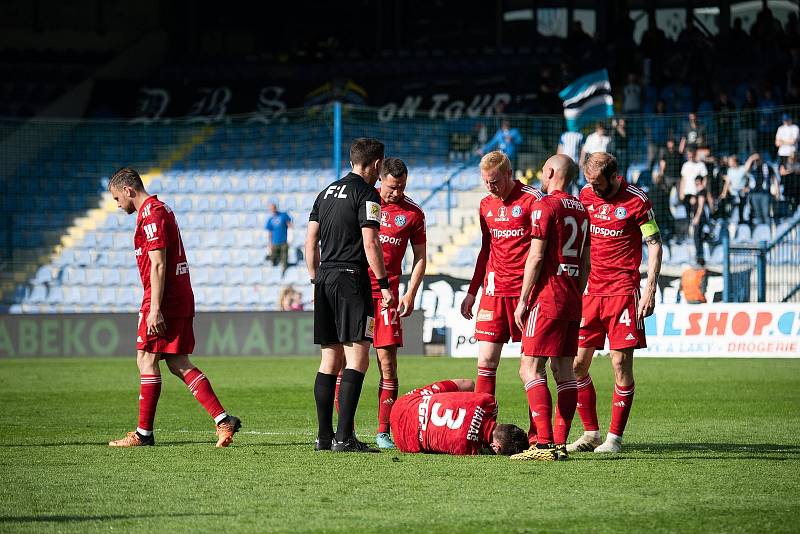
[389,379,528,455]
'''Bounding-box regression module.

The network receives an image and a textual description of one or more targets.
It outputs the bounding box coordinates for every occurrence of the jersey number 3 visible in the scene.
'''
[430,403,466,429]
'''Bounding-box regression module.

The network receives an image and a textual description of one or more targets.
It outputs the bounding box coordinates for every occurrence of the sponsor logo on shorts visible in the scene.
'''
[511,205,522,217]
[365,316,375,338]
[176,262,189,275]
[475,329,496,336]
[366,201,381,222]
[590,224,624,237]
[394,215,407,226]
[137,336,143,342]
[476,308,494,321]
[491,227,525,239]
[625,333,636,341]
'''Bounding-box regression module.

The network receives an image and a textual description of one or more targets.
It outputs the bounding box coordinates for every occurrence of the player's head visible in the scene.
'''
[584,152,620,199]
[480,151,514,199]
[541,154,578,194]
[109,167,145,214]
[380,157,408,204]
[490,424,528,455]
[350,138,385,186]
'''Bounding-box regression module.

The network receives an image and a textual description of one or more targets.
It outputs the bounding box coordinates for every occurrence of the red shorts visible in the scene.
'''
[137,313,195,355]
[373,297,403,349]
[521,302,579,357]
[578,293,646,351]
[473,294,521,343]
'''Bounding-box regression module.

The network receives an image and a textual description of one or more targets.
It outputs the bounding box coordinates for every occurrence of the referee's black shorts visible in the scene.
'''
[314,264,374,345]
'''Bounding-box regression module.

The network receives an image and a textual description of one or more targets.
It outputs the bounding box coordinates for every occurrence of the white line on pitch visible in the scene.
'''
[159,429,314,436]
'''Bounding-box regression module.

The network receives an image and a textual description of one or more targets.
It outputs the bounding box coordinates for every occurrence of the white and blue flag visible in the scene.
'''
[559,69,614,131]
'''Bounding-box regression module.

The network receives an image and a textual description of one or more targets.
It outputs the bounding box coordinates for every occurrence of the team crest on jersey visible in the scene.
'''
[394,215,407,227]
[511,205,522,217]
[614,207,628,220]
[596,204,612,221]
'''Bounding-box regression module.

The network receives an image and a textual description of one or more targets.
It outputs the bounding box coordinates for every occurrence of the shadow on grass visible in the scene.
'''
[0,512,222,524]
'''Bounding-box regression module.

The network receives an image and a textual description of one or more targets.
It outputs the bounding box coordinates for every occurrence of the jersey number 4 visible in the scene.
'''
[430,403,466,430]
[562,216,588,257]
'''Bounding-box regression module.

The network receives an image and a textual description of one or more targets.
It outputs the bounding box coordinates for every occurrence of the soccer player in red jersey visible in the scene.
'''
[460,151,543,401]
[569,152,662,453]
[390,379,528,455]
[106,168,241,448]
[510,155,590,461]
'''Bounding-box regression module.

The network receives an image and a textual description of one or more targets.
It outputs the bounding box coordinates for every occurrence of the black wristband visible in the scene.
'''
[377,277,390,289]
[310,278,315,285]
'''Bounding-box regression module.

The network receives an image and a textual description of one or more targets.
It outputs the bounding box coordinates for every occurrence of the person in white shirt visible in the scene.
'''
[579,122,611,166]
[775,114,798,162]
[725,153,759,224]
[622,73,642,114]
[557,130,584,163]
[679,149,708,203]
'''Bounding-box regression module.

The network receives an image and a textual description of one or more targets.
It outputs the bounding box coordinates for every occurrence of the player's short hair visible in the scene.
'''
[109,167,144,191]
[584,152,618,180]
[381,157,408,178]
[480,150,512,174]
[350,138,385,167]
[493,424,528,455]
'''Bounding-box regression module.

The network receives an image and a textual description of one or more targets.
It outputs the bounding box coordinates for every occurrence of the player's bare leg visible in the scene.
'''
[550,357,577,459]
[164,354,240,447]
[332,341,379,452]
[314,344,344,450]
[512,356,558,461]
[109,350,161,447]
[476,341,503,395]
[595,348,635,453]
[567,347,603,452]
[375,346,398,449]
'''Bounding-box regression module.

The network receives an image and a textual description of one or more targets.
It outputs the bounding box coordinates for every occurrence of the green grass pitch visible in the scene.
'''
[1,356,799,533]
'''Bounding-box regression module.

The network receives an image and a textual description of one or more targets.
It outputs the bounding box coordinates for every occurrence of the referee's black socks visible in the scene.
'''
[335,368,365,442]
[314,372,337,442]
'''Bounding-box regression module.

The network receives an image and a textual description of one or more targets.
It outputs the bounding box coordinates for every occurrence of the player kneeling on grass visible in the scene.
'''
[511,155,589,461]
[389,379,528,455]
[107,168,241,448]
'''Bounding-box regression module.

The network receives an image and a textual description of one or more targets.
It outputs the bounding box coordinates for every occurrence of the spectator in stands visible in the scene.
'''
[622,73,642,114]
[610,118,629,178]
[739,89,759,157]
[646,100,670,171]
[749,154,778,226]
[705,154,729,220]
[758,88,780,154]
[579,122,610,168]
[725,154,759,225]
[480,119,522,168]
[780,154,800,213]
[775,113,798,163]
[714,92,736,156]
[648,172,674,254]
[679,112,708,154]
[681,258,707,304]
[659,138,684,190]
[679,148,708,211]
[279,285,304,311]
[691,176,709,262]
[557,129,584,164]
[265,203,293,275]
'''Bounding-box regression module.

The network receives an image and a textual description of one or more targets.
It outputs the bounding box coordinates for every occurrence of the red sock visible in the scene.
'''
[609,382,635,437]
[334,372,342,414]
[554,379,578,445]
[183,368,226,422]
[527,410,538,446]
[576,374,599,432]
[475,366,497,395]
[377,378,398,433]
[525,376,552,444]
[137,374,161,434]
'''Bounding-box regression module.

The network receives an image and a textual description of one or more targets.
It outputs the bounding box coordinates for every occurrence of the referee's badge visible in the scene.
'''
[365,316,375,339]
[394,215,407,227]
[366,201,381,222]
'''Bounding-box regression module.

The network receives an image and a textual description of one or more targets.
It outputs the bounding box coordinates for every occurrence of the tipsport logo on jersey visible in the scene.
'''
[640,303,800,357]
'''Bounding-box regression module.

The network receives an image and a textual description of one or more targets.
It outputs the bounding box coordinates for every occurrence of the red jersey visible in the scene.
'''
[529,190,589,321]
[134,195,194,317]
[390,382,497,455]
[579,179,655,295]
[368,194,426,296]
[468,181,543,297]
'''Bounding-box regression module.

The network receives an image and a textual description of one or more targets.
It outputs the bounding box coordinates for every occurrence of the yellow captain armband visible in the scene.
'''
[640,219,660,237]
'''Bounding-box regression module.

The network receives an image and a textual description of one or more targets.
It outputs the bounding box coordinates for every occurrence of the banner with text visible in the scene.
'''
[446,303,800,358]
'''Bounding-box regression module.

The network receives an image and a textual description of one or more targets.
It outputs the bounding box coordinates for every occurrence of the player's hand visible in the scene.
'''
[460,293,476,320]
[398,292,415,317]
[513,300,528,331]
[636,290,656,322]
[147,309,166,337]
[380,288,395,309]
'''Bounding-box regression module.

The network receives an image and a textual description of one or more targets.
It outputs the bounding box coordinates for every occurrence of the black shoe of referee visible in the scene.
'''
[331,436,380,453]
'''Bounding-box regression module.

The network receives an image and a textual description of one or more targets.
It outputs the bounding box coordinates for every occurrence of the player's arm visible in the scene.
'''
[638,215,663,322]
[363,226,395,308]
[579,240,591,294]
[462,214,490,320]
[513,237,546,330]
[399,242,426,318]
[304,221,320,282]
[146,248,167,337]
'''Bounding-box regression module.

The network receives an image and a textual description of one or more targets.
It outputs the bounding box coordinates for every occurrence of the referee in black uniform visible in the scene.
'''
[305,138,395,453]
